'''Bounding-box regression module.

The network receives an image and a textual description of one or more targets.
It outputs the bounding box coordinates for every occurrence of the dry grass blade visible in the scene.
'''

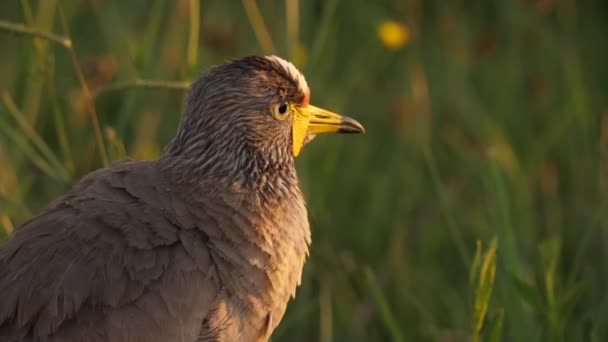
[57,6,108,167]
[0,20,71,48]
[242,0,276,54]
[94,79,191,99]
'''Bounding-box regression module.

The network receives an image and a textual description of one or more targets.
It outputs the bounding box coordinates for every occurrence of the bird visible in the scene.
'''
[0,55,364,342]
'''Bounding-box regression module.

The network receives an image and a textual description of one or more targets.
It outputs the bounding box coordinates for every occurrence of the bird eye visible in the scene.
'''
[278,102,289,114]
[272,101,291,120]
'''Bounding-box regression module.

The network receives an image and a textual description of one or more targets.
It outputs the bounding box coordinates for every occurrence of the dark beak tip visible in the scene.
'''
[339,119,366,134]
[338,127,365,134]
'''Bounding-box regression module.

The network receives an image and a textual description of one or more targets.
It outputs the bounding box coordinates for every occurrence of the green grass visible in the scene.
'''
[1,1,608,341]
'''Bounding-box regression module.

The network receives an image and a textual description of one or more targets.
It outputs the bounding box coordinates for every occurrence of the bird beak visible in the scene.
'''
[292,104,365,156]
[306,105,366,134]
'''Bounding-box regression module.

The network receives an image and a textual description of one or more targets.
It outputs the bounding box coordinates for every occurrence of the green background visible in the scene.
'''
[1,1,607,341]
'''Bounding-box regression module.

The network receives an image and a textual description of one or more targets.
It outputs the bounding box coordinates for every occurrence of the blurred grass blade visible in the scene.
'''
[424,145,470,267]
[242,0,276,54]
[271,301,319,339]
[510,273,543,311]
[1,215,14,235]
[559,281,586,326]
[539,237,562,338]
[48,80,74,174]
[139,0,165,65]
[486,309,505,342]
[472,237,498,342]
[363,267,404,342]
[470,239,483,286]
[187,0,200,68]
[105,127,127,162]
[489,153,521,273]
[319,278,333,342]
[1,92,70,182]
[539,237,561,309]
[0,113,61,181]
[19,0,34,24]
[309,0,339,68]
[285,0,299,59]
[21,0,57,123]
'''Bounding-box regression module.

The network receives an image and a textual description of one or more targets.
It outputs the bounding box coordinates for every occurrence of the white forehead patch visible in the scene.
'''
[265,55,309,95]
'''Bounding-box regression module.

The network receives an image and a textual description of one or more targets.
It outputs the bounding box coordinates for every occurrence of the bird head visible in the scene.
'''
[165,55,364,176]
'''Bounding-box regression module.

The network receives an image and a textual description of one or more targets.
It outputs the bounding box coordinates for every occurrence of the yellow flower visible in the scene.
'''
[488,137,518,173]
[378,20,410,50]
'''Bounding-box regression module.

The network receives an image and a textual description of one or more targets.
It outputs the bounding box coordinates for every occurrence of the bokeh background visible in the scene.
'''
[1,1,607,341]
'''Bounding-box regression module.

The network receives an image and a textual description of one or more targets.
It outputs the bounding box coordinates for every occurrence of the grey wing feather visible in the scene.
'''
[0,161,220,342]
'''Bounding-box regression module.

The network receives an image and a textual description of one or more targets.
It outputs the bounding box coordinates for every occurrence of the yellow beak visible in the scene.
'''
[292,104,365,156]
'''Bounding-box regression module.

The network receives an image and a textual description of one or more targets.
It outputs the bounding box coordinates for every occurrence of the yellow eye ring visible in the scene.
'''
[271,101,291,120]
